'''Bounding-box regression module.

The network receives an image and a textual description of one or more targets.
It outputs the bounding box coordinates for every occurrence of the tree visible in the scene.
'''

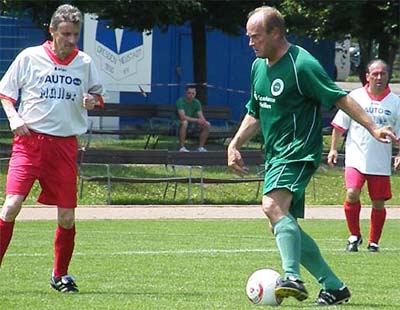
[88,0,397,86]
[354,1,399,84]
[3,0,398,95]
[280,0,399,84]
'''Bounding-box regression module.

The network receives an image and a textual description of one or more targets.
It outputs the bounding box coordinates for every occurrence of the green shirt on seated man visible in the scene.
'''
[175,85,210,152]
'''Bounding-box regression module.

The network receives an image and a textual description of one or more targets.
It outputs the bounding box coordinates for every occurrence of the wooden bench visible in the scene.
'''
[86,103,238,149]
[78,148,264,204]
[86,104,163,149]
[0,116,11,138]
[321,107,338,135]
[166,150,265,202]
[0,143,11,159]
[78,149,190,204]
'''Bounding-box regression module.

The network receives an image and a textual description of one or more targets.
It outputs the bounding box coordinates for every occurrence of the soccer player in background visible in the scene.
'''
[328,59,400,252]
[227,6,398,306]
[0,4,105,293]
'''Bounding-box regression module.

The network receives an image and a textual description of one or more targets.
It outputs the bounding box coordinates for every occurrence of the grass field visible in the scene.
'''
[0,219,399,309]
[3,162,400,206]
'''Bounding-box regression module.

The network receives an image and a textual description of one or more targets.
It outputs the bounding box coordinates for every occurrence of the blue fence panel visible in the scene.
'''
[1,15,335,125]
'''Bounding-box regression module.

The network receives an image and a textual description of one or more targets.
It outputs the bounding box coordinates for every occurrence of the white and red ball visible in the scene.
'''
[246,269,283,306]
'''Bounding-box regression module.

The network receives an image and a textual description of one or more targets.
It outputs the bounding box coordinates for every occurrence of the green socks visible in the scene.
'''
[299,228,342,290]
[273,215,343,289]
[273,215,302,280]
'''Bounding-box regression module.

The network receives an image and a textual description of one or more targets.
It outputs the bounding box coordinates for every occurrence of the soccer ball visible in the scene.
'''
[245,269,283,306]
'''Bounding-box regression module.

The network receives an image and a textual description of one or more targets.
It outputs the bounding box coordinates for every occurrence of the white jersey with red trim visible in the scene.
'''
[0,41,105,136]
[331,86,400,175]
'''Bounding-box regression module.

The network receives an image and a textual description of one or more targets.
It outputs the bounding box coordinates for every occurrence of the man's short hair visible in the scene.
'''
[50,4,82,30]
[366,59,389,72]
[247,6,286,35]
[185,84,197,91]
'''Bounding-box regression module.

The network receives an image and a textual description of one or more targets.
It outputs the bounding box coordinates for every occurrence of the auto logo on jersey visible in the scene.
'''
[39,73,81,101]
[271,79,284,96]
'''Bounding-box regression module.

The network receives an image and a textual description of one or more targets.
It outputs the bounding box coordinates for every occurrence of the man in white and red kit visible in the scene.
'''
[328,59,400,253]
[0,4,105,293]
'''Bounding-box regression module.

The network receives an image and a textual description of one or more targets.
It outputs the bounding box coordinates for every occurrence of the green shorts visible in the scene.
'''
[263,161,316,218]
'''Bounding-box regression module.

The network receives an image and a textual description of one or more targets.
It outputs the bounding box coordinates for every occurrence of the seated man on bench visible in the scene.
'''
[175,84,210,152]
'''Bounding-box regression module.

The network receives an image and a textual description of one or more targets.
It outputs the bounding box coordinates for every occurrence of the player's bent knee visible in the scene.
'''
[346,188,360,203]
[58,217,75,229]
[371,200,385,210]
[179,120,189,128]
[1,206,21,222]
[261,204,277,219]
[57,209,75,228]
[1,195,24,221]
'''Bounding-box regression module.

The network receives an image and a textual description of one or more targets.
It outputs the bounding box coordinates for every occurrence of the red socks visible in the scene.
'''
[53,225,76,278]
[345,201,386,244]
[0,219,15,267]
[344,200,361,236]
[369,208,386,244]
[1,221,76,275]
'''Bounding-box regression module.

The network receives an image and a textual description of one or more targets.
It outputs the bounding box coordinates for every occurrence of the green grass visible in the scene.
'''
[3,160,400,206]
[1,219,399,309]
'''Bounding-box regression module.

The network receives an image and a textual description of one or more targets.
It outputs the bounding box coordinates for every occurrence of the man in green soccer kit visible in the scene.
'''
[227,6,397,306]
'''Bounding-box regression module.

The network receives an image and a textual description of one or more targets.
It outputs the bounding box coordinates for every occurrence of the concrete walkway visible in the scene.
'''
[17,205,400,220]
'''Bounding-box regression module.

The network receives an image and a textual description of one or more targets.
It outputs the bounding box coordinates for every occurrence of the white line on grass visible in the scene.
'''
[8,247,399,257]
[7,248,276,257]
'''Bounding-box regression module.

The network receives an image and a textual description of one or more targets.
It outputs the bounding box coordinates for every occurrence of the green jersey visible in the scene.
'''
[246,45,347,167]
[175,97,202,119]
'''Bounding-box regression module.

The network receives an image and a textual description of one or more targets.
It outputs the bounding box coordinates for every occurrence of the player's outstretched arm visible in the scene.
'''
[336,95,398,143]
[228,114,260,175]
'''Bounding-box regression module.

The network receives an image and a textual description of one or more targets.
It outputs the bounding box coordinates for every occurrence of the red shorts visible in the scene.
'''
[345,167,391,201]
[6,131,78,208]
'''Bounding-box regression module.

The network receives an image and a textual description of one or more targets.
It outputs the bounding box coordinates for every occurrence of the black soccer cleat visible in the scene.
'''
[275,276,308,301]
[367,242,379,252]
[346,235,362,252]
[50,275,79,293]
[315,285,351,306]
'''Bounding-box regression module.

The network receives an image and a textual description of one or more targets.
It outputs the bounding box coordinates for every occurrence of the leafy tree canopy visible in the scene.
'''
[2,0,399,87]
